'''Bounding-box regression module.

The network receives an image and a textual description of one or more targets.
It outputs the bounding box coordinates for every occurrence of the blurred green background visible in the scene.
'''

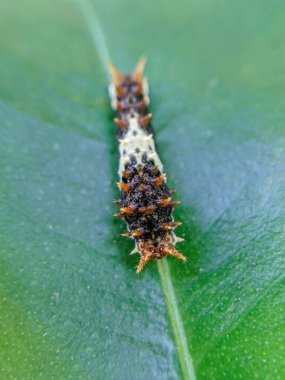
[1,0,285,379]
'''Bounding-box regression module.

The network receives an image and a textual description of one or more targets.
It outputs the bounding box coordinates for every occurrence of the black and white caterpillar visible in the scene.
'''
[109,58,186,272]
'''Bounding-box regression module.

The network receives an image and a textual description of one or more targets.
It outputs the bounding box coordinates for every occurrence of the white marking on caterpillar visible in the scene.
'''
[118,117,163,178]
[108,84,117,110]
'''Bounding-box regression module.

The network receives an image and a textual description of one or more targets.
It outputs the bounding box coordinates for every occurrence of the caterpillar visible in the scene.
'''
[109,58,186,273]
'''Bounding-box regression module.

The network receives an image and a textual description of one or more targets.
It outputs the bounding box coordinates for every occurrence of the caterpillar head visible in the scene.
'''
[136,234,186,273]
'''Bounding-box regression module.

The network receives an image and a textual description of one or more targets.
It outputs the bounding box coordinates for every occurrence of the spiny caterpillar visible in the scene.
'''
[109,58,186,273]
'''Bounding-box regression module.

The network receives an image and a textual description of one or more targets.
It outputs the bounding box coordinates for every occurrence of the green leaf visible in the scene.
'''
[1,0,285,379]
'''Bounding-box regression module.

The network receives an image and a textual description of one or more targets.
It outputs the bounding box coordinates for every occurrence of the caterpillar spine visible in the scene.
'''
[109,58,186,273]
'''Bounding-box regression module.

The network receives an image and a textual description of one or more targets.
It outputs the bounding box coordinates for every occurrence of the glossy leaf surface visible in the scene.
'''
[1,1,285,379]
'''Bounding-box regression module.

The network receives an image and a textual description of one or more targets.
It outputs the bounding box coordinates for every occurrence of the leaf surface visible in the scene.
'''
[1,1,285,379]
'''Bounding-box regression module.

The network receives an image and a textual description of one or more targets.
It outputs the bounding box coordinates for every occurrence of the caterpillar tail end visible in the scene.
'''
[108,57,147,85]
[132,56,147,82]
[108,61,123,84]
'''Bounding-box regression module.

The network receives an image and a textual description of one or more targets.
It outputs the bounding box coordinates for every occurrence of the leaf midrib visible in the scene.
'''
[158,260,197,380]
